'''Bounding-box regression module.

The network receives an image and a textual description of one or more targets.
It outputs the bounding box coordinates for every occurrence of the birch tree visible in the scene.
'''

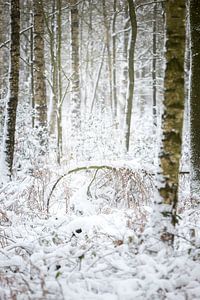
[124,0,137,152]
[102,0,113,111]
[152,0,157,128]
[56,0,63,164]
[121,3,129,115]
[33,0,47,144]
[112,0,117,118]
[159,0,185,226]
[0,1,4,139]
[70,0,81,133]
[1,0,20,180]
[49,0,58,136]
[190,0,200,199]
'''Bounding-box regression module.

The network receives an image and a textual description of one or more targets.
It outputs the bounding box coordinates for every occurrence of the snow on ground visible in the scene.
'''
[0,208,200,299]
[0,165,199,299]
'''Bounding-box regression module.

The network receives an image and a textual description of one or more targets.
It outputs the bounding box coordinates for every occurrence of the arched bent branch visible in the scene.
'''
[46,165,116,213]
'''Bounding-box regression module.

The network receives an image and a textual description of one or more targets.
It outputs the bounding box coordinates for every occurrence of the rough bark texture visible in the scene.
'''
[0,1,4,137]
[30,22,34,128]
[2,0,20,178]
[152,0,157,128]
[33,0,47,131]
[70,0,81,133]
[57,0,63,164]
[49,0,58,135]
[0,1,4,100]
[102,0,113,111]
[159,0,185,223]
[121,3,129,114]
[112,0,117,118]
[190,0,200,197]
[125,0,137,152]
[0,1,7,140]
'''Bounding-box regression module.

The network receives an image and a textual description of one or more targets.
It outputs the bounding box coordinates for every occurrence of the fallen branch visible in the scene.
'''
[46,165,116,213]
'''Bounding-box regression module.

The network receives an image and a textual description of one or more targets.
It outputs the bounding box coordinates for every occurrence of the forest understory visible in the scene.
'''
[0,161,200,300]
[0,0,200,299]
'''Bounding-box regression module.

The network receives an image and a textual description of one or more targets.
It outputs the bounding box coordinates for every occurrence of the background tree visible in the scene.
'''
[112,0,117,118]
[56,0,63,164]
[70,0,81,135]
[159,0,185,226]
[48,0,58,136]
[190,0,200,199]
[0,0,20,180]
[152,0,157,128]
[102,0,113,112]
[0,0,4,140]
[124,0,137,152]
[0,1,9,142]
[33,0,47,144]
[120,3,129,118]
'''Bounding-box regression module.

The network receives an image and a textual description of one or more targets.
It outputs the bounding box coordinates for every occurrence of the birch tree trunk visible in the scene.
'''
[1,0,20,180]
[70,0,81,134]
[124,0,137,152]
[0,1,4,139]
[121,3,129,115]
[152,0,157,128]
[112,0,117,118]
[102,0,113,111]
[30,17,34,128]
[159,0,185,226]
[57,0,63,164]
[33,0,47,141]
[49,0,58,135]
[190,0,200,199]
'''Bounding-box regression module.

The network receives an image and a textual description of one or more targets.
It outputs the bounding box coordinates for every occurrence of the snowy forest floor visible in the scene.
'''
[0,161,200,300]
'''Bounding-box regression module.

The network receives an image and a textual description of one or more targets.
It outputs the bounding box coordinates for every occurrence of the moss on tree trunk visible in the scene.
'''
[159,0,185,225]
[2,0,20,178]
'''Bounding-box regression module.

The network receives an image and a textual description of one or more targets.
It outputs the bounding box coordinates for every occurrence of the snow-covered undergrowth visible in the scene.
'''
[0,163,200,300]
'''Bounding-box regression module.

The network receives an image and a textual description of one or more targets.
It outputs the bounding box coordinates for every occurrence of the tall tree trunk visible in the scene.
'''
[159,0,185,226]
[57,0,63,164]
[84,0,94,110]
[190,0,200,199]
[0,1,4,139]
[1,0,20,180]
[124,0,137,152]
[121,3,129,116]
[152,0,157,128]
[70,0,81,133]
[49,0,58,135]
[30,19,35,128]
[33,0,47,139]
[112,0,117,118]
[102,0,113,112]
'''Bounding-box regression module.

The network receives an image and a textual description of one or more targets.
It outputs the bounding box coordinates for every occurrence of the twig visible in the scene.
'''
[46,165,117,213]
[0,25,33,49]
[87,169,99,197]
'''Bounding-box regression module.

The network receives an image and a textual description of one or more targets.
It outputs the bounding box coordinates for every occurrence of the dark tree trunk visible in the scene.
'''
[125,0,137,152]
[190,0,200,199]
[1,0,20,179]
[33,0,47,133]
